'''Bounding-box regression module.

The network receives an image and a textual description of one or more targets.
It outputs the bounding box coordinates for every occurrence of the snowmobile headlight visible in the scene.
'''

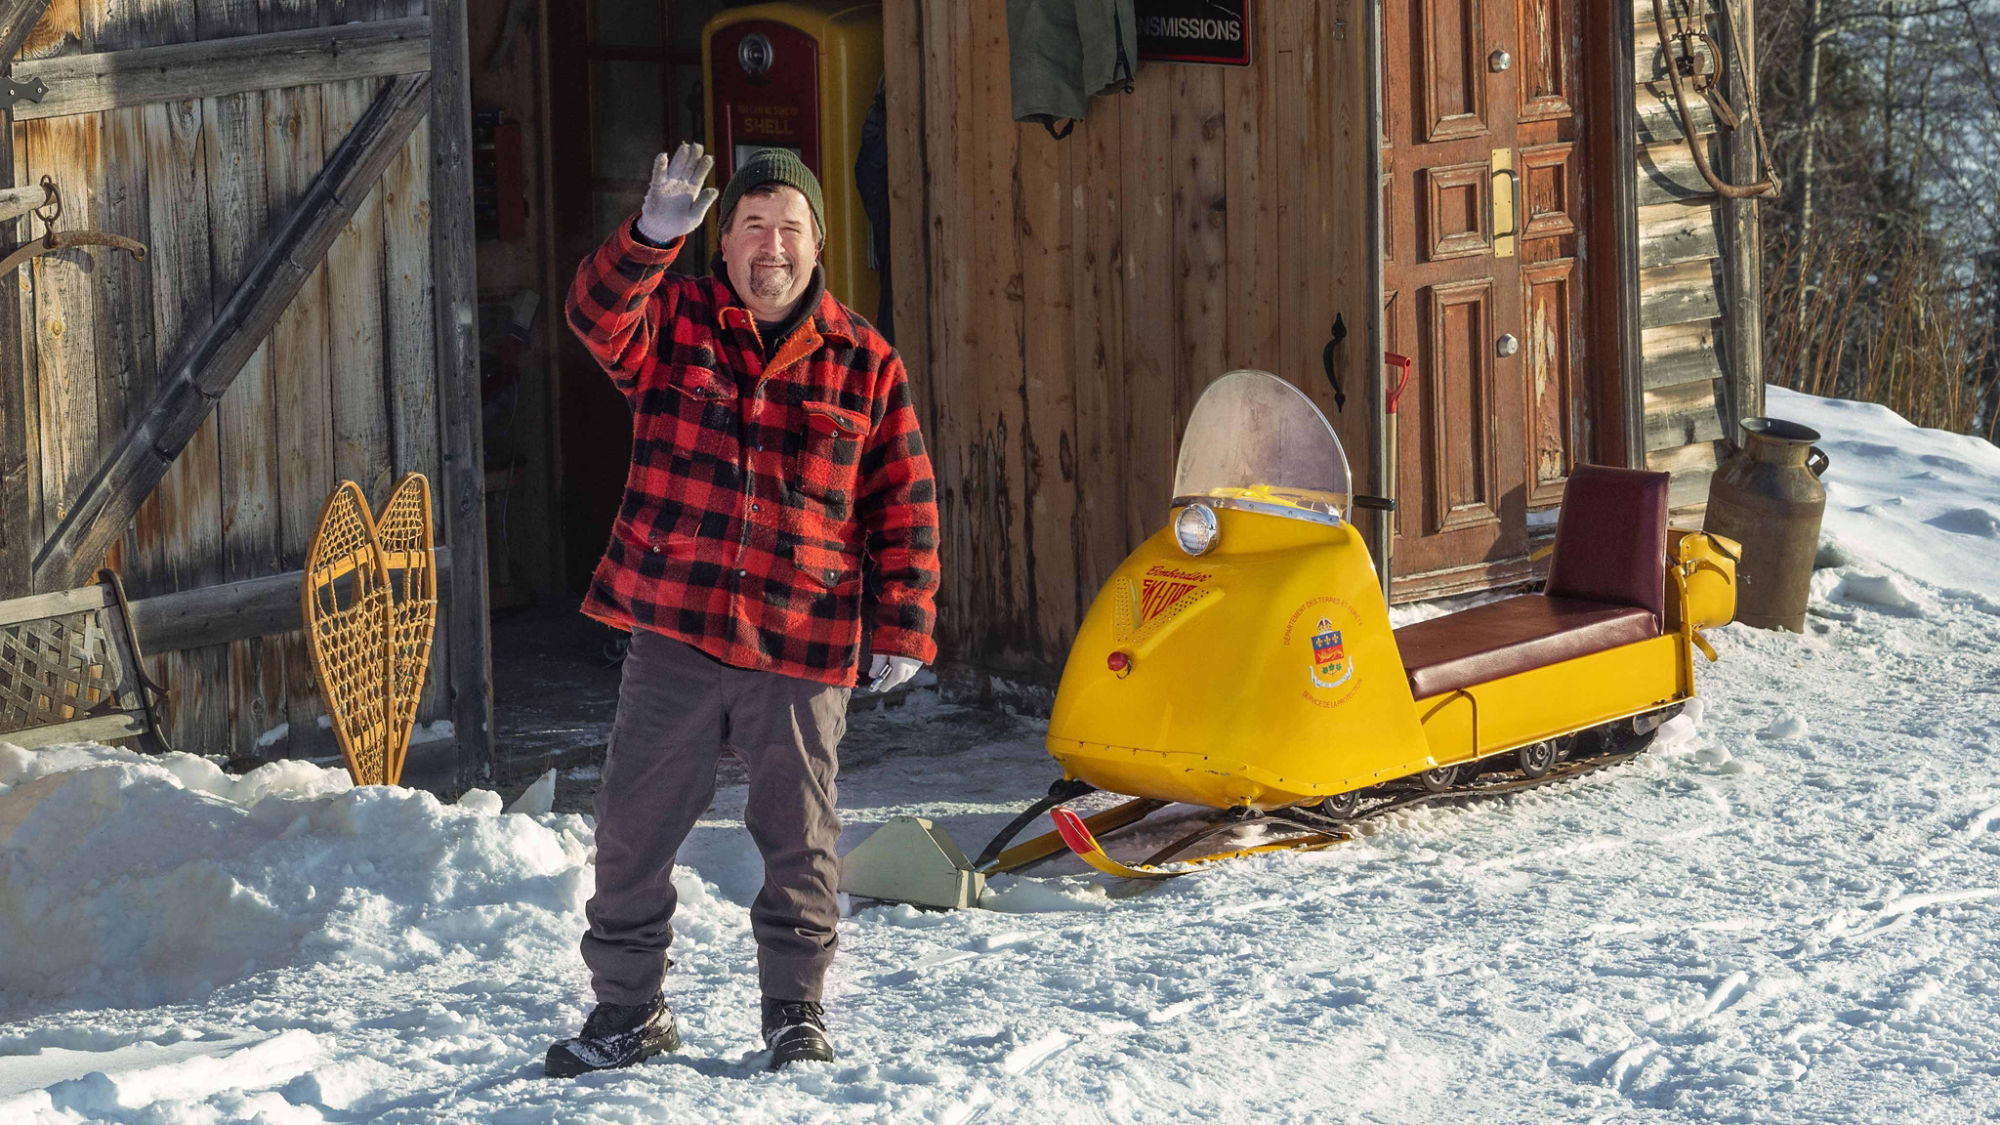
[1174,504,1219,556]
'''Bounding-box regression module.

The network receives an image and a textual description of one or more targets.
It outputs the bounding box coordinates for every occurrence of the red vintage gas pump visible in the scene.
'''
[704,2,882,316]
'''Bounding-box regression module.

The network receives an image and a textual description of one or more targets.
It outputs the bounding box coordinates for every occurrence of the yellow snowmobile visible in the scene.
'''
[842,369,1739,904]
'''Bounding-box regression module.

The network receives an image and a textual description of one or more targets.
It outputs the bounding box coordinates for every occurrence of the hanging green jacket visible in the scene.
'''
[1008,0,1137,136]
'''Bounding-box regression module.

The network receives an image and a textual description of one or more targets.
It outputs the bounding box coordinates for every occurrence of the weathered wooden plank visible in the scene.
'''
[1270,0,1312,475]
[427,0,491,785]
[258,0,330,759]
[322,79,392,501]
[31,73,432,590]
[92,107,156,486]
[127,545,453,653]
[0,100,30,596]
[1643,379,1725,452]
[1637,198,1721,269]
[1173,64,1228,465]
[139,90,229,753]
[1641,320,1723,390]
[10,0,91,567]
[20,113,102,556]
[881,0,929,410]
[1223,12,1277,375]
[1717,0,1762,428]
[1321,0,1374,479]
[1634,86,1715,144]
[381,113,450,742]
[1603,0,1646,468]
[11,17,431,121]
[975,0,1029,661]
[382,119,436,485]
[262,83,333,756]
[80,0,193,50]
[64,0,155,699]
[918,2,972,656]
[1635,138,1713,206]
[0,184,44,223]
[1647,437,1721,509]
[93,104,163,718]
[6,713,148,748]
[1068,86,1127,607]
[1016,114,1076,663]
[80,0,178,619]
[198,0,286,759]
[0,314,31,592]
[1300,0,1336,432]
[1120,56,1175,551]
[1647,436,1720,474]
[0,581,108,628]
[1638,258,1722,329]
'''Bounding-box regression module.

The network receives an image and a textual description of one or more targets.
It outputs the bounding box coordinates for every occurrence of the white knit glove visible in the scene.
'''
[867,654,923,693]
[636,142,718,244]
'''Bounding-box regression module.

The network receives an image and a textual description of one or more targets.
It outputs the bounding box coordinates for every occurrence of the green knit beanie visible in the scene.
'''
[717,148,825,245]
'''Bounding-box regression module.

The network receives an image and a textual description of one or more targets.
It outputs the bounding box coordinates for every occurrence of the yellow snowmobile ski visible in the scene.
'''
[1050,807,1339,880]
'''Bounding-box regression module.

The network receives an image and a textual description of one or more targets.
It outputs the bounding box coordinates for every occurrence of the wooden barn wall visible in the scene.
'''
[1629,0,1761,514]
[8,0,451,761]
[884,0,1374,678]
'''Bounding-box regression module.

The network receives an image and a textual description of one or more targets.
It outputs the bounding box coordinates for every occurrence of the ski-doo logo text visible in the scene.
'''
[1141,579,1200,622]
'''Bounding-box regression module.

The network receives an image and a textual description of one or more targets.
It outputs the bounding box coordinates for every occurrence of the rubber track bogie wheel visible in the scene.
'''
[1418,764,1462,793]
[1516,740,1557,778]
[1318,790,1362,818]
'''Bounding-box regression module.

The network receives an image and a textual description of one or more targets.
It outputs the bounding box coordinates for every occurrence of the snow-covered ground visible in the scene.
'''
[3,387,1999,1123]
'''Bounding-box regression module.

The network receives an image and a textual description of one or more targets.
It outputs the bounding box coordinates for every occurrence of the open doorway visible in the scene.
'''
[548,0,732,592]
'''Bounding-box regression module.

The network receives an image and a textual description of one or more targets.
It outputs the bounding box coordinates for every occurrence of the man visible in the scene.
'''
[546,143,940,1076]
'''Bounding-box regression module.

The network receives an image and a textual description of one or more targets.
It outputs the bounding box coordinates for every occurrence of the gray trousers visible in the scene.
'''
[581,629,850,1005]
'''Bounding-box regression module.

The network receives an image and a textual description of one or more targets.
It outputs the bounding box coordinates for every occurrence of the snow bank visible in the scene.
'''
[0,743,592,1014]
[1771,386,2000,600]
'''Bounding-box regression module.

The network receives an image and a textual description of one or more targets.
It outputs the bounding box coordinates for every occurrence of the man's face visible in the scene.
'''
[720,186,821,320]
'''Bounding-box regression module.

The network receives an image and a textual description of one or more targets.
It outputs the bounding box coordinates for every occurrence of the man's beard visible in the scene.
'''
[748,255,795,301]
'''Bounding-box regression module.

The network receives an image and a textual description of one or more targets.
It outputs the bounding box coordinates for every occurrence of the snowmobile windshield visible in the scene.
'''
[1171,369,1353,525]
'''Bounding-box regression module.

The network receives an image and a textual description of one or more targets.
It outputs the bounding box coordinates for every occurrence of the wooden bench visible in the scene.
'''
[0,571,171,753]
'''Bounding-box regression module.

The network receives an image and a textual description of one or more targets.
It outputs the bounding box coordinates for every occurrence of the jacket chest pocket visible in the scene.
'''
[793,401,869,507]
[650,364,737,460]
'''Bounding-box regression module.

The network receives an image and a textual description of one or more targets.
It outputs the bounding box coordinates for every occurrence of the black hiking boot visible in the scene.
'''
[545,994,681,1077]
[761,997,833,1070]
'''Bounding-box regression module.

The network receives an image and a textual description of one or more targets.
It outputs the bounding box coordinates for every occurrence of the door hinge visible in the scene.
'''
[2,73,49,111]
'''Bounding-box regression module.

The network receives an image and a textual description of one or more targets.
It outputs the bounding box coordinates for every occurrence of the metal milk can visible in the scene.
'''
[1702,417,1829,632]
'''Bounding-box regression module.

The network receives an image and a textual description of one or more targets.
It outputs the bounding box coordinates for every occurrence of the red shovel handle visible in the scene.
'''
[1384,353,1413,415]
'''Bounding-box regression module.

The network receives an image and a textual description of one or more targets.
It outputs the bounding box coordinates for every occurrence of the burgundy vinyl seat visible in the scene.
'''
[1393,465,1671,701]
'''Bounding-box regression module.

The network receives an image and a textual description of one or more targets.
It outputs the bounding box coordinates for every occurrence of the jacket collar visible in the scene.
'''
[709,256,855,348]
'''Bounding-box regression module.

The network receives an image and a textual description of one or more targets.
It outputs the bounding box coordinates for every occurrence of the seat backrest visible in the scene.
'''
[1544,464,1670,626]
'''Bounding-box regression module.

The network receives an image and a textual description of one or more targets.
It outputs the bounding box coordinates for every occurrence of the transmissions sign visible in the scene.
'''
[1135,0,1252,66]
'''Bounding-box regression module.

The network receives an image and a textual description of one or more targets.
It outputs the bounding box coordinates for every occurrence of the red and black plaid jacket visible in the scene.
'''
[566,221,939,686]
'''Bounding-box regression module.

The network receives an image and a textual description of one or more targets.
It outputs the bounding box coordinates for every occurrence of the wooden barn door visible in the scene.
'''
[1383,0,1589,597]
[1,0,489,781]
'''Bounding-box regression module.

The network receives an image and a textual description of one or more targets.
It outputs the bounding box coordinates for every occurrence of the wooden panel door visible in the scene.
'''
[1383,0,1588,593]
[1514,0,1587,510]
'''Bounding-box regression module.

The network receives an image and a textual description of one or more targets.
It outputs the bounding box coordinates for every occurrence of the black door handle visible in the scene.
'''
[1322,315,1347,412]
